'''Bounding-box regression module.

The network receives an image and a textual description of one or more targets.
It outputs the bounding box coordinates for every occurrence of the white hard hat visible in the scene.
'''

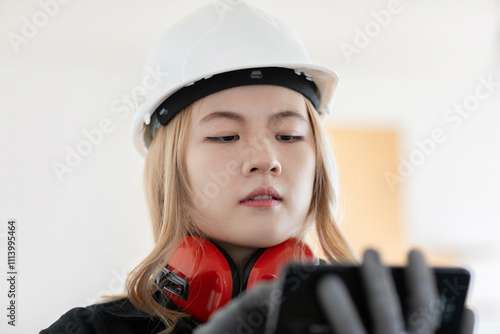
[131,1,339,157]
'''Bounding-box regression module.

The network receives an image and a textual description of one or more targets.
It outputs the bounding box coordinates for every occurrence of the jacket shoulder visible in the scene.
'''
[40,298,184,334]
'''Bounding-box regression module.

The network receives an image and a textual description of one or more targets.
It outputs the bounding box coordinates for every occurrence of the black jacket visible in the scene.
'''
[40,298,198,334]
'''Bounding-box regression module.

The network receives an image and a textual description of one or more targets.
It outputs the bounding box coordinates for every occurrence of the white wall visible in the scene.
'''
[1,0,498,332]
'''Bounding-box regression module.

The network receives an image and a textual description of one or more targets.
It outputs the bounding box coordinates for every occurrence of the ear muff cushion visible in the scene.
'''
[245,239,317,291]
[161,236,237,322]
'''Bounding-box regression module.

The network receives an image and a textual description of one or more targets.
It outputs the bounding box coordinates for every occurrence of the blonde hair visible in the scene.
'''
[126,104,201,332]
[126,96,357,332]
[301,99,357,263]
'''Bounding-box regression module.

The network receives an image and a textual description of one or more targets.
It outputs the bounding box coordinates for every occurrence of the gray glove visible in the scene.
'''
[193,280,275,334]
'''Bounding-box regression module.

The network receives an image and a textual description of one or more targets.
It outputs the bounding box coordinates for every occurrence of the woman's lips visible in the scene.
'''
[240,198,281,207]
[240,187,282,207]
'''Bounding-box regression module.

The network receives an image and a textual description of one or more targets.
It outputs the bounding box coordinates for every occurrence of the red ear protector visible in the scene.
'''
[156,236,318,322]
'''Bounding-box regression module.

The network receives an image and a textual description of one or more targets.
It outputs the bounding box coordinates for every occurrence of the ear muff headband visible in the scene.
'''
[156,236,317,322]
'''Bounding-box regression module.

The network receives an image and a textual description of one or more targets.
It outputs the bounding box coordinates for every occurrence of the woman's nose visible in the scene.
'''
[241,145,282,176]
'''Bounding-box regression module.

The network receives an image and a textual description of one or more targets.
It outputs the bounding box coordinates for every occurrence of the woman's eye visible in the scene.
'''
[276,135,303,142]
[206,135,239,143]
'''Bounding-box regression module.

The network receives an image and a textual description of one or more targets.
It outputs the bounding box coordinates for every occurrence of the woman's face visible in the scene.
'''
[184,85,316,248]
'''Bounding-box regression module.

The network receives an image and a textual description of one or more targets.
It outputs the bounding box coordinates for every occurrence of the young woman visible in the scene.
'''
[41,1,473,333]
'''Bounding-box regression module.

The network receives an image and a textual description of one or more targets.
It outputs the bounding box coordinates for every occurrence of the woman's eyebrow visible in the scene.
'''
[198,111,244,126]
[269,110,308,123]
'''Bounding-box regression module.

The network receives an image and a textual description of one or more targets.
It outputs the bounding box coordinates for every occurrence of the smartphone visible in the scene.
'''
[265,263,470,334]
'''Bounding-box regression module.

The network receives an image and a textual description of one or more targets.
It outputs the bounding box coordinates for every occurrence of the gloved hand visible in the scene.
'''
[317,249,475,334]
[193,249,474,334]
[192,279,275,334]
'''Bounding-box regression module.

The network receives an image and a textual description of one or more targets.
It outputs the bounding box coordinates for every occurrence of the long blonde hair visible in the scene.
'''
[301,99,357,262]
[126,97,357,332]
